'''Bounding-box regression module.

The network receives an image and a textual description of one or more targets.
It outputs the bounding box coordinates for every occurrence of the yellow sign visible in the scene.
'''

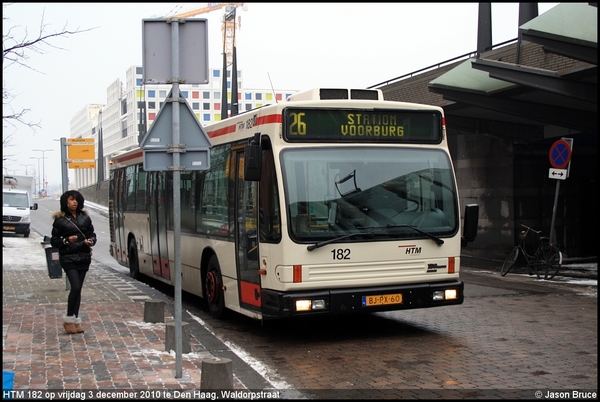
[68,144,95,160]
[68,138,94,143]
[67,138,95,169]
[69,161,96,169]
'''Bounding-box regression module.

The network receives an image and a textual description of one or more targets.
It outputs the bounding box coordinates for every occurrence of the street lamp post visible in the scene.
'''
[30,156,44,196]
[33,149,53,197]
[19,164,35,175]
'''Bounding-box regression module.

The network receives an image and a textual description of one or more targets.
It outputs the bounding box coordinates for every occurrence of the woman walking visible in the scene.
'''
[51,190,97,334]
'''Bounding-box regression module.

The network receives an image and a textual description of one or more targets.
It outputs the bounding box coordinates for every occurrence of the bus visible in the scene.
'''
[108,87,478,321]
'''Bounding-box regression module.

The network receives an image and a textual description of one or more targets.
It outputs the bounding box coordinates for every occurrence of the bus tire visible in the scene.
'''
[205,255,228,319]
[128,239,140,279]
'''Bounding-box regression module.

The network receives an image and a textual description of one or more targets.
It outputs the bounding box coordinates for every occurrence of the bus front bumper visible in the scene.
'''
[260,280,464,319]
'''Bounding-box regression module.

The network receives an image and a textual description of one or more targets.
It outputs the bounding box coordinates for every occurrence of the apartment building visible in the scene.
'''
[69,65,297,188]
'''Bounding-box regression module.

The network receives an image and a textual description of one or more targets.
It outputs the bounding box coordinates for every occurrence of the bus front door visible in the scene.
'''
[235,150,261,311]
[149,171,170,279]
[113,169,127,264]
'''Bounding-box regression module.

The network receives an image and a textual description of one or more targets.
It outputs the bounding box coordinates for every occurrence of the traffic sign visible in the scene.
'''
[139,89,212,171]
[549,168,567,180]
[143,19,209,85]
[549,139,571,169]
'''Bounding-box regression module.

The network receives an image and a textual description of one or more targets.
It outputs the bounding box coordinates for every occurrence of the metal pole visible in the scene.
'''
[549,180,560,245]
[42,157,46,195]
[60,138,68,193]
[33,149,53,196]
[30,157,43,196]
[171,19,183,379]
[19,164,34,175]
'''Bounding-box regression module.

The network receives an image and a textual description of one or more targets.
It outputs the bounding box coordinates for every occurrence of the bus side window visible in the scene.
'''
[136,169,148,211]
[125,165,137,211]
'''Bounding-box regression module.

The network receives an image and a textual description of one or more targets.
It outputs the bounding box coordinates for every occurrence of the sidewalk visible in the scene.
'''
[2,232,250,392]
[3,230,596,395]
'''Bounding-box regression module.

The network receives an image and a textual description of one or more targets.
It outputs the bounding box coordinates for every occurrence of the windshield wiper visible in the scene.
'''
[380,223,444,245]
[306,223,444,251]
[307,231,374,251]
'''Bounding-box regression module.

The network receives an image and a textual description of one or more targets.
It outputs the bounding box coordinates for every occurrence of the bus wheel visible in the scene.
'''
[128,239,140,279]
[205,255,227,319]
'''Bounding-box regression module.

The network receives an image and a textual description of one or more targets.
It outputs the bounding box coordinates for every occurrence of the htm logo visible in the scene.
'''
[4,391,25,399]
[399,245,421,255]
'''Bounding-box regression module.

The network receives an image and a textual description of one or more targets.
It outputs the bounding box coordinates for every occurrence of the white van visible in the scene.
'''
[3,184,38,238]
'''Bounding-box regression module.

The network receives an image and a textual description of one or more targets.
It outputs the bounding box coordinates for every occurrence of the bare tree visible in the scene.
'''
[2,3,94,161]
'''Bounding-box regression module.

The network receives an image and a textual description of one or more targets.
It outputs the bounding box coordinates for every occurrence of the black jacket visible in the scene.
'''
[51,210,97,269]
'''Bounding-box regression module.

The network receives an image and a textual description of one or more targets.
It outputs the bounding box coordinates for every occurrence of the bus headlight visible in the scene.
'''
[433,289,458,301]
[445,289,458,300]
[312,299,326,310]
[295,300,311,311]
[295,298,327,312]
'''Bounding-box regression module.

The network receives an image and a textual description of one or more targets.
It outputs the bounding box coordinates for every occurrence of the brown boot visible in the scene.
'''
[63,315,78,334]
[74,317,85,333]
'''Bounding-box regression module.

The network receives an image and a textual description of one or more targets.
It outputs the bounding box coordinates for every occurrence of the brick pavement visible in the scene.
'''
[2,233,248,392]
[3,229,596,398]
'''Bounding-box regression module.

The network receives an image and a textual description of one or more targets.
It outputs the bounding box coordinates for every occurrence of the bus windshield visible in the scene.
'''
[281,147,458,243]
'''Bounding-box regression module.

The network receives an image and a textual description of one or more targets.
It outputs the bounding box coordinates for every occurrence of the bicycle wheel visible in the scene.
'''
[501,247,519,276]
[535,244,562,280]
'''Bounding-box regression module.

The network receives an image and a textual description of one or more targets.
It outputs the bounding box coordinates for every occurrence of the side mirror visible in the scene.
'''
[461,204,479,248]
[32,203,39,211]
[244,143,261,181]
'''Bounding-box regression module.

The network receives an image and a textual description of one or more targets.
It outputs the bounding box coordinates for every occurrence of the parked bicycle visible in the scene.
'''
[500,222,563,280]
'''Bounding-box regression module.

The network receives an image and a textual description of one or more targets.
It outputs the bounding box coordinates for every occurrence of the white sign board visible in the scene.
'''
[549,168,568,180]
[142,19,209,85]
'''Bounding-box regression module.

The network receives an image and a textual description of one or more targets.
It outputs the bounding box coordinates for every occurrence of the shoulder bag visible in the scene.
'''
[65,216,93,256]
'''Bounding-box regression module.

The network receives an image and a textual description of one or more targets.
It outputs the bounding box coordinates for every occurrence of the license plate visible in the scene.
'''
[3,226,15,231]
[362,293,403,307]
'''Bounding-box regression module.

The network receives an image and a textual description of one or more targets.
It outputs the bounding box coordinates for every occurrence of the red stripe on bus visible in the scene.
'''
[257,114,282,125]
[117,150,143,163]
[207,113,282,138]
[208,124,237,138]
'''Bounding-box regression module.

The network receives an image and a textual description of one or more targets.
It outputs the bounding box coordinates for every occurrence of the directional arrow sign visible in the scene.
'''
[549,168,567,180]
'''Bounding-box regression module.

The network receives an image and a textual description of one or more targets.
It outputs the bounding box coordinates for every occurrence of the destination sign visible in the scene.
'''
[283,108,442,143]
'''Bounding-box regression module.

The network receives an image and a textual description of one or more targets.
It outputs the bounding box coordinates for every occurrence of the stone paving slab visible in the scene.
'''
[2,234,246,391]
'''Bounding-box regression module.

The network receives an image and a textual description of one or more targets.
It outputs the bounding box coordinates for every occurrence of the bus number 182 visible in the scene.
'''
[332,248,351,260]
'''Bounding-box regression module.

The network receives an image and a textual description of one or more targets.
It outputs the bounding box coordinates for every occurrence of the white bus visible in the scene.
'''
[109,88,478,320]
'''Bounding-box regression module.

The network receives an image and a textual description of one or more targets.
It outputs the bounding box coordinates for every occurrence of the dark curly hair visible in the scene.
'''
[59,190,85,214]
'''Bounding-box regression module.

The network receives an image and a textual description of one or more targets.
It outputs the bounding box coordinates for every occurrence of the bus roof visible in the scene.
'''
[286,88,384,102]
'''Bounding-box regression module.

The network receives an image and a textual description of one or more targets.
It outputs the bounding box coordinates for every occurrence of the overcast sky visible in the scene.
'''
[3,3,559,187]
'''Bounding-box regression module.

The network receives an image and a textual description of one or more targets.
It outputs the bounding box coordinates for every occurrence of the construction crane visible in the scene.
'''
[169,3,244,67]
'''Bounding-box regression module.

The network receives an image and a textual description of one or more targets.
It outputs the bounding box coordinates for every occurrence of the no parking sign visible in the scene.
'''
[549,139,571,169]
[548,138,573,180]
